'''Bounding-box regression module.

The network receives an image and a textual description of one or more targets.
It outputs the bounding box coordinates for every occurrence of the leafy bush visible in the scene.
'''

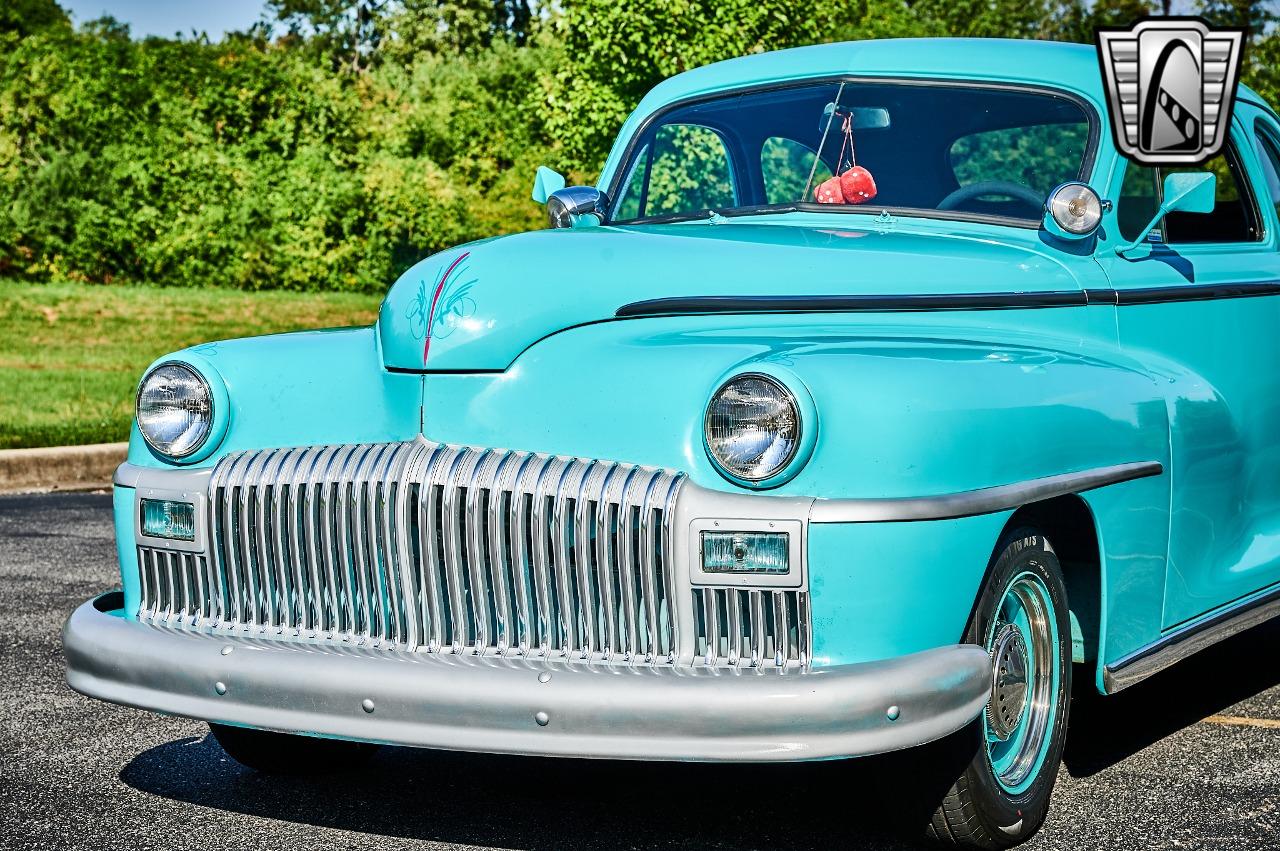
[1,0,1278,293]
[0,11,560,292]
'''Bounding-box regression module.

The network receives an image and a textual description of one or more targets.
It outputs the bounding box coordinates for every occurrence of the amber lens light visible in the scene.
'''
[136,363,213,458]
[704,374,801,482]
[141,499,196,541]
[701,531,790,574]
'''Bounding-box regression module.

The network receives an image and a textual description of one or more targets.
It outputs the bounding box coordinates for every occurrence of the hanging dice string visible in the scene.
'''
[814,110,878,206]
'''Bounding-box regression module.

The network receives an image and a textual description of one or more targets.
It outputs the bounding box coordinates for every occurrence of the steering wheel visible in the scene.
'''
[937,180,1044,215]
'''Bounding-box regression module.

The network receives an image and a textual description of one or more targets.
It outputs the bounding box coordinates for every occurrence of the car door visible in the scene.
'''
[1097,115,1280,629]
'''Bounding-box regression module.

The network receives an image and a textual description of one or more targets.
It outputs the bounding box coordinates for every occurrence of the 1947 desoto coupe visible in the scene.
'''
[63,37,1280,847]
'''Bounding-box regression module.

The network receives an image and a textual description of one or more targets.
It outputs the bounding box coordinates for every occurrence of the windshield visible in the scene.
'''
[610,80,1093,225]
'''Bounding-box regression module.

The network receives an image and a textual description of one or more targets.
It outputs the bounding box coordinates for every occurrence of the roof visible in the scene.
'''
[634,39,1110,115]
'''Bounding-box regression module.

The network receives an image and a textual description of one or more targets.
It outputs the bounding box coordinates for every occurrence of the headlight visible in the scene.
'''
[704,373,802,483]
[136,363,214,459]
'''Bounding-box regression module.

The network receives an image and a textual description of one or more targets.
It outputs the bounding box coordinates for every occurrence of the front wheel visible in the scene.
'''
[927,529,1072,848]
[209,723,380,774]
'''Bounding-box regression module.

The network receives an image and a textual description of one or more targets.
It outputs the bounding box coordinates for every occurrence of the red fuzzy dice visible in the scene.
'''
[813,167,877,205]
[815,175,844,204]
[840,166,877,204]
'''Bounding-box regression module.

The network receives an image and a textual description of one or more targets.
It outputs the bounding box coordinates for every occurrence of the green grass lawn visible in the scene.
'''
[0,281,381,450]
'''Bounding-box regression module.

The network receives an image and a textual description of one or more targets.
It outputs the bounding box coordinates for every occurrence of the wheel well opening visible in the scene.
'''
[1006,495,1101,664]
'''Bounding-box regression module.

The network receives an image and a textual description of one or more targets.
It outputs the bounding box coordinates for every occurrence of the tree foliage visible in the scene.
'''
[2,0,1279,292]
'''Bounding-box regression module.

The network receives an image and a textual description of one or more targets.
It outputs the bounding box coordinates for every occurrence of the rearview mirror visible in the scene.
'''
[819,104,891,133]
[1115,171,1217,256]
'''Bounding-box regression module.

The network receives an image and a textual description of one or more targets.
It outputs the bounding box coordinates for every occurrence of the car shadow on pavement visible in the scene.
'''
[1064,616,1280,777]
[120,726,975,850]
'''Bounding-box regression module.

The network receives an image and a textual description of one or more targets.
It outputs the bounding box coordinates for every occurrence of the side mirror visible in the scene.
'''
[530,166,609,229]
[546,186,609,229]
[530,166,566,204]
[1161,171,1217,214]
[1116,171,1217,256]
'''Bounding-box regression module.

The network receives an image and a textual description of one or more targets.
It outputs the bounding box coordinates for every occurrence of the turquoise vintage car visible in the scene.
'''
[64,37,1280,848]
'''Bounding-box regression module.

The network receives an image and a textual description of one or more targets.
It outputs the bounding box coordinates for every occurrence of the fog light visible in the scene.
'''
[700,531,790,574]
[141,499,196,541]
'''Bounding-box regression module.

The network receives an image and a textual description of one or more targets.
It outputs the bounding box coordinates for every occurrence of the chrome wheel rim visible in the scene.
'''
[984,570,1059,794]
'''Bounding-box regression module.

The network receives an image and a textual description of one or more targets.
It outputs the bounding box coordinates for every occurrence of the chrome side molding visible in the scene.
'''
[808,461,1163,523]
[1103,584,1280,693]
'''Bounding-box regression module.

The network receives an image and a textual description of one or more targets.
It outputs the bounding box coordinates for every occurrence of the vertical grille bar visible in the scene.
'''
[442,448,480,651]
[615,467,650,660]
[466,449,502,651]
[594,465,622,658]
[487,452,522,653]
[534,458,567,652]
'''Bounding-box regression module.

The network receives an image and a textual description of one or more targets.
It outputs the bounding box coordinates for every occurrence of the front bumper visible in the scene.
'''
[66,593,989,762]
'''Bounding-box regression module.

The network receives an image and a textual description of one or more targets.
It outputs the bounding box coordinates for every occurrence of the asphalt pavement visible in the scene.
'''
[3,491,1279,850]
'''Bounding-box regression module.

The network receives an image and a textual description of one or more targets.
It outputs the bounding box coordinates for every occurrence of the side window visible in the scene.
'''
[761,137,831,204]
[1118,162,1162,243]
[1117,143,1261,245]
[1163,145,1260,243]
[641,124,736,218]
[1254,125,1280,223]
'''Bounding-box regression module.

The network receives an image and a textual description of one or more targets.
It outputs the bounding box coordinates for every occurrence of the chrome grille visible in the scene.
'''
[137,546,210,625]
[152,440,685,663]
[692,588,810,669]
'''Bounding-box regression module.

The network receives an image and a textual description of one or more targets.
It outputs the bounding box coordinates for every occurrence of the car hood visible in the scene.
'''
[377,219,1085,372]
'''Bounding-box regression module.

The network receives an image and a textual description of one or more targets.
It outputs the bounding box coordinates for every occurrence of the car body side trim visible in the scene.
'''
[1103,583,1280,693]
[616,292,1091,316]
[807,461,1163,523]
[616,283,1280,317]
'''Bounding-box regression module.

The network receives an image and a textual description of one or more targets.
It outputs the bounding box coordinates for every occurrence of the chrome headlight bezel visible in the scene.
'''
[703,370,815,488]
[135,361,220,462]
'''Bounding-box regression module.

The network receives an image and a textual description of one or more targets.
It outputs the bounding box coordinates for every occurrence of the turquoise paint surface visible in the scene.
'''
[114,485,139,616]
[806,513,1010,665]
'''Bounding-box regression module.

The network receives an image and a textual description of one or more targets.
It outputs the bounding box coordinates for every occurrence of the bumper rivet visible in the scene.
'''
[538,671,552,684]
[361,699,375,714]
[886,705,900,721]
[535,711,550,726]
[221,646,233,656]
[214,681,227,695]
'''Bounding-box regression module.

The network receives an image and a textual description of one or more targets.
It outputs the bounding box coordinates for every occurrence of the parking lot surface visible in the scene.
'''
[3,491,1279,850]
